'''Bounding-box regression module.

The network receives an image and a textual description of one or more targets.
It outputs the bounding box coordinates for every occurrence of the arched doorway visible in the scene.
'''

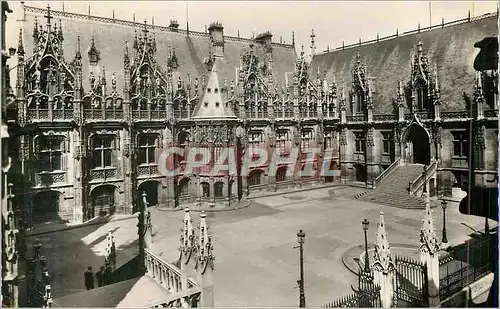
[91,185,116,218]
[248,169,264,186]
[325,161,338,183]
[214,182,224,198]
[32,191,60,224]
[138,181,160,207]
[276,166,288,183]
[354,164,367,182]
[403,123,431,165]
[178,178,190,198]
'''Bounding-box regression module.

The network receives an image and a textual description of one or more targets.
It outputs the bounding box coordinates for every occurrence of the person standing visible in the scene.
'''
[84,266,95,290]
[96,266,105,287]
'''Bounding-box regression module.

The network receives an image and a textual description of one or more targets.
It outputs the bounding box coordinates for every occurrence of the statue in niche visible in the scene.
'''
[60,71,66,92]
[111,73,117,91]
[34,65,41,91]
[155,76,161,95]
[89,72,96,92]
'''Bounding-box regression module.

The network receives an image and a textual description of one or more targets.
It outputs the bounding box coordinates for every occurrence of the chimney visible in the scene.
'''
[255,31,273,51]
[208,21,224,57]
[169,19,179,32]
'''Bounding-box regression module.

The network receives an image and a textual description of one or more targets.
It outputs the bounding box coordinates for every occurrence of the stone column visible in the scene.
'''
[197,212,215,308]
[419,195,441,307]
[365,126,376,188]
[372,212,395,308]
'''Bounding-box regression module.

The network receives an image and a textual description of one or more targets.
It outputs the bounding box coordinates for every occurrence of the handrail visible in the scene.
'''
[372,157,401,189]
[150,286,202,308]
[409,159,438,195]
[144,249,197,289]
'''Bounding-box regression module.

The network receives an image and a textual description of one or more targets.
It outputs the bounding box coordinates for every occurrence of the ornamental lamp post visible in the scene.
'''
[362,218,370,273]
[441,199,449,249]
[296,230,306,308]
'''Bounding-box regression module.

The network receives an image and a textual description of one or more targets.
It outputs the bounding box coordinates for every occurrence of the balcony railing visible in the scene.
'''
[346,115,365,122]
[373,114,397,122]
[137,164,159,177]
[89,167,117,181]
[35,171,66,187]
[84,108,124,120]
[441,111,472,120]
[484,109,498,118]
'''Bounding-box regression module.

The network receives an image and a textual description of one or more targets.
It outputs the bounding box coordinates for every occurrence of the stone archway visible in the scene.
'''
[138,181,160,207]
[31,190,61,225]
[91,185,116,217]
[402,123,431,165]
[353,163,367,183]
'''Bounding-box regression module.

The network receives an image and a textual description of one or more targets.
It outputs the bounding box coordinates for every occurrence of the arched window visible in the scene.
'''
[416,86,426,110]
[248,170,263,186]
[201,182,210,197]
[179,178,190,197]
[355,91,364,114]
[214,182,224,198]
[276,166,288,182]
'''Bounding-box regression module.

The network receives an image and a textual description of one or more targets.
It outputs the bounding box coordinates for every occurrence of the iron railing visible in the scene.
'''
[409,159,437,195]
[372,158,401,189]
[439,237,492,300]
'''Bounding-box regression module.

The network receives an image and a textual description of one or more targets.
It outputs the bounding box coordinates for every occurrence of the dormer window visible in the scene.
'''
[207,88,211,93]
[204,102,208,107]
[214,88,219,93]
[414,79,428,111]
[355,90,364,114]
[215,102,220,107]
[416,86,427,110]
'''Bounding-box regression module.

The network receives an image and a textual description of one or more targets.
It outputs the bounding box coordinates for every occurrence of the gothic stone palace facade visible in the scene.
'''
[8,5,498,225]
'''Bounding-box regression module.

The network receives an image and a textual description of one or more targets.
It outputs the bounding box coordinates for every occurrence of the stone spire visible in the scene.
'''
[197,212,214,273]
[419,201,440,255]
[372,212,394,273]
[196,211,215,307]
[105,229,117,271]
[372,212,395,308]
[180,208,196,259]
[191,59,237,120]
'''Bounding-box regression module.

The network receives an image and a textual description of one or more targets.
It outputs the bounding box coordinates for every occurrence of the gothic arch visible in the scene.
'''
[402,122,431,165]
[89,184,117,217]
[31,190,63,225]
[138,180,161,207]
[248,169,265,186]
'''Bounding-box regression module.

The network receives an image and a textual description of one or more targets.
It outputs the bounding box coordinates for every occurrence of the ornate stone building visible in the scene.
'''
[8,4,499,227]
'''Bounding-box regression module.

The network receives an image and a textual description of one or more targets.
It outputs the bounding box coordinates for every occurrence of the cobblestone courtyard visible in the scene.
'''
[30,186,492,306]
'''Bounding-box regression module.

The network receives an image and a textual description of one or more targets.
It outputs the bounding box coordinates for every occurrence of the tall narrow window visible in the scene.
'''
[452,131,469,168]
[92,136,114,169]
[276,131,288,154]
[138,134,158,165]
[381,132,391,154]
[356,92,364,114]
[416,87,426,110]
[354,132,366,153]
[324,132,334,150]
[214,182,224,198]
[301,130,313,153]
[38,136,63,172]
[452,131,468,158]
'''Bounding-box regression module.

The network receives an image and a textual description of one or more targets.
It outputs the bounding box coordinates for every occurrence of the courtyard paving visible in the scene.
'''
[27,185,493,306]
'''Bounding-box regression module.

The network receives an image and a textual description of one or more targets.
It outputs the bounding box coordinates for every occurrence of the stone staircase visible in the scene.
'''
[356,164,427,209]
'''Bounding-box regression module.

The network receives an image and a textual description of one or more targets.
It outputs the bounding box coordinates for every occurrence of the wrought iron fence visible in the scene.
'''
[323,270,381,308]
[439,237,492,300]
[394,255,429,307]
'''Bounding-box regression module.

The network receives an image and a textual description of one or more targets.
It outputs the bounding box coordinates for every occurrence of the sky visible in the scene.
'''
[4,1,499,57]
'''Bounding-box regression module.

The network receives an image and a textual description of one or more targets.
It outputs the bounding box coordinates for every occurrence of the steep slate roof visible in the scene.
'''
[310,13,498,113]
[21,5,296,94]
[192,60,237,120]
